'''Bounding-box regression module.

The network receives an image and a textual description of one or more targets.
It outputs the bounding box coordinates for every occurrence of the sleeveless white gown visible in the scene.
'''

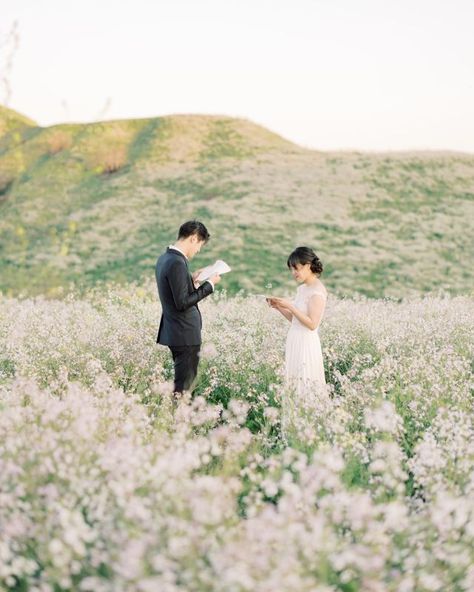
[285,283,327,394]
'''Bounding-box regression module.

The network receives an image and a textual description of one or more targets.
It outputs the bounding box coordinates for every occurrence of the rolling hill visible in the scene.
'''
[1,105,473,297]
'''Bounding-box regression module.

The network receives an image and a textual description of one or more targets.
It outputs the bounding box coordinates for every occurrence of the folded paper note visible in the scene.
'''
[197,260,231,282]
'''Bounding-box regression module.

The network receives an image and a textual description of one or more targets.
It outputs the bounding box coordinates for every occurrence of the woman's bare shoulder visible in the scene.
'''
[311,280,328,298]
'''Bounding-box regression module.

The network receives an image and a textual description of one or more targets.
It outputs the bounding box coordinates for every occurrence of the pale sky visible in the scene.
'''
[2,0,474,152]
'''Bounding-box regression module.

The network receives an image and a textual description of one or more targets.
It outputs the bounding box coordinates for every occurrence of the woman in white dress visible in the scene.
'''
[267,247,327,394]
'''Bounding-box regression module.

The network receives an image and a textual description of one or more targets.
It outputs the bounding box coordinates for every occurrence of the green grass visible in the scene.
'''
[1,107,473,298]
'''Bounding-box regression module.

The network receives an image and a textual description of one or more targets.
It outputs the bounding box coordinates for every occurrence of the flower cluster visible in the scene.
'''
[0,285,473,590]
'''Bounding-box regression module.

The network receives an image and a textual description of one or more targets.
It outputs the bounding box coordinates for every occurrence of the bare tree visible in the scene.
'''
[96,96,112,120]
[61,99,70,119]
[0,20,20,106]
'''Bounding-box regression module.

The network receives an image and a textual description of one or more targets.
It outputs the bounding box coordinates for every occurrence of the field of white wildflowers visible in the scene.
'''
[0,283,473,592]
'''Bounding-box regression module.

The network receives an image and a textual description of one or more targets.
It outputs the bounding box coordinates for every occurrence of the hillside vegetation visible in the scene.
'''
[1,105,473,297]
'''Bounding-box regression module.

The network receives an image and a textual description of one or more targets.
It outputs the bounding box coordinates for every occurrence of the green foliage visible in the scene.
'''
[0,109,473,299]
[201,119,256,159]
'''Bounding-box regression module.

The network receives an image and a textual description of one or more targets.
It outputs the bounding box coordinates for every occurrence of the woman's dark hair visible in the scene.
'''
[287,246,323,276]
[178,220,210,243]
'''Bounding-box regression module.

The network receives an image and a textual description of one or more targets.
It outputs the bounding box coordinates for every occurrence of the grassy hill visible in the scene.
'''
[0,105,473,298]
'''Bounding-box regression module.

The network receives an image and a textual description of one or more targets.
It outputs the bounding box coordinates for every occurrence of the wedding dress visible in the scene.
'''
[285,282,327,394]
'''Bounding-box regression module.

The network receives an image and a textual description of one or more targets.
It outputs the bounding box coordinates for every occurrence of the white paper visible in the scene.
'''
[197,259,231,282]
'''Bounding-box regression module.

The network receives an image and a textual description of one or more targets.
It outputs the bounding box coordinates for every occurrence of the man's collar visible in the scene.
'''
[168,245,188,260]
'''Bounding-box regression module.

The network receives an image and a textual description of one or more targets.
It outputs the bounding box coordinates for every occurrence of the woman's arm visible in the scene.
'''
[273,295,325,331]
[275,305,293,322]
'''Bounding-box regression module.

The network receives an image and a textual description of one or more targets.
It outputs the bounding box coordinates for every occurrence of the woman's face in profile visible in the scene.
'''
[290,262,311,282]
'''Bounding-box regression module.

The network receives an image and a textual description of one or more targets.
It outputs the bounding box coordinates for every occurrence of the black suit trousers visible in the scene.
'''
[169,345,201,393]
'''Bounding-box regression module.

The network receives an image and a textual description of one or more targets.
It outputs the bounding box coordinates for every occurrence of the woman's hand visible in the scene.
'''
[268,297,294,312]
[266,297,282,309]
[266,296,294,323]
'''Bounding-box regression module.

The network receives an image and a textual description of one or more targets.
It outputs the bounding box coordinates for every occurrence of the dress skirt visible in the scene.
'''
[285,324,326,392]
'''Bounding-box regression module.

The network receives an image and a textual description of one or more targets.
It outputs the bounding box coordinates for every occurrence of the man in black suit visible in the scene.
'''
[155,221,221,395]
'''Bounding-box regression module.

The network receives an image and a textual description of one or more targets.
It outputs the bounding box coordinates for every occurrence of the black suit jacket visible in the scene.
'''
[155,248,213,346]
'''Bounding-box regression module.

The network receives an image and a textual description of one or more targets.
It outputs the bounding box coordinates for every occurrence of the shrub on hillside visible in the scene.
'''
[93,144,128,174]
[0,172,14,196]
[46,130,72,155]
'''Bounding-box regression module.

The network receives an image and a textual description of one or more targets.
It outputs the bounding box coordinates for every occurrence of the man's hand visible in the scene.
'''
[192,269,202,288]
[209,274,221,285]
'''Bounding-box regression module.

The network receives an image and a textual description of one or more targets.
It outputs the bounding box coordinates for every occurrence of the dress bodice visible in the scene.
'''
[291,282,327,330]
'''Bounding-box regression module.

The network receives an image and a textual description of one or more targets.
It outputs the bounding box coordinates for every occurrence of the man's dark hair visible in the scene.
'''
[178,220,210,243]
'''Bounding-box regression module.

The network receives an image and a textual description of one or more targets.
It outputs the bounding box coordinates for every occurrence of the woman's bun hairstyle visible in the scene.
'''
[287,246,323,276]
